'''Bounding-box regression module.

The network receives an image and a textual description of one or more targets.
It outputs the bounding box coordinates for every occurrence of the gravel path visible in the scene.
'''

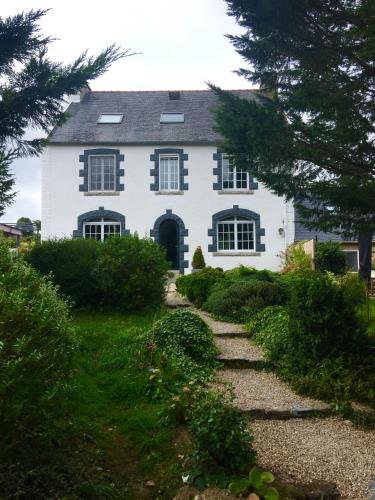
[251,417,375,500]
[214,337,264,362]
[217,369,329,412]
[192,308,246,335]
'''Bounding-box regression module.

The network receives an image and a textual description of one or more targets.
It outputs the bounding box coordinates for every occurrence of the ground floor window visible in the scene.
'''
[83,217,121,241]
[217,216,255,251]
[343,250,359,272]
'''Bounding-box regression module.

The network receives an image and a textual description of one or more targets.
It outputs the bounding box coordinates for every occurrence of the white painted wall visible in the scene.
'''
[42,144,293,272]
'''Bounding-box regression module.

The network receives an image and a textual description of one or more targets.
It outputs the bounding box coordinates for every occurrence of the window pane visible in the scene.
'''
[159,155,179,190]
[235,169,248,189]
[222,157,234,189]
[103,223,120,239]
[89,156,115,191]
[344,251,358,271]
[237,222,254,250]
[218,222,235,250]
[84,224,101,240]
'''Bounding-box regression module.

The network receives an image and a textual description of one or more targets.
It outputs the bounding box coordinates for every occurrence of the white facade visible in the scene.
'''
[42,143,294,272]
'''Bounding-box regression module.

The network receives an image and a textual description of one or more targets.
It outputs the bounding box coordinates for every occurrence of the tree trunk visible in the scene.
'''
[358,231,373,286]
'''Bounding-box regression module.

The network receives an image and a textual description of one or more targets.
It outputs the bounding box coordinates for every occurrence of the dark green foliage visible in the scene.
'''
[27,235,168,310]
[204,280,286,322]
[249,272,375,406]
[152,309,216,363]
[0,9,127,215]
[224,265,277,283]
[213,0,375,275]
[0,241,77,453]
[26,238,101,307]
[176,267,225,307]
[95,234,168,311]
[191,246,206,269]
[247,306,289,364]
[315,241,347,275]
[187,389,255,483]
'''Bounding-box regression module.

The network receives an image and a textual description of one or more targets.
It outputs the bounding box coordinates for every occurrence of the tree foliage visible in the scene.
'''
[212,0,375,238]
[0,9,129,216]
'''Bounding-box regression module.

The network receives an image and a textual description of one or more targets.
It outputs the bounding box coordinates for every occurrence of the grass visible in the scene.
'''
[63,310,190,499]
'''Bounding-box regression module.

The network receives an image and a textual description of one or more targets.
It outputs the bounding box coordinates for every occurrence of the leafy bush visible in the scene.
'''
[315,241,347,274]
[27,235,168,310]
[281,242,313,272]
[203,280,286,322]
[26,238,101,307]
[247,306,289,363]
[187,389,256,483]
[191,246,206,269]
[229,467,279,499]
[287,270,365,362]
[224,265,277,283]
[176,267,225,307]
[0,241,77,452]
[95,234,168,310]
[152,309,217,366]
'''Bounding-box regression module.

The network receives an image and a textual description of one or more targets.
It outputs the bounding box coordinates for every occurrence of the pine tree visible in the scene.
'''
[212,0,375,279]
[0,9,129,216]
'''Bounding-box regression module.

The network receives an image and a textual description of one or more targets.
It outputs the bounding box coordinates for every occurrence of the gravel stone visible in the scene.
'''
[217,369,329,412]
[251,417,375,500]
[192,308,246,335]
[214,337,264,362]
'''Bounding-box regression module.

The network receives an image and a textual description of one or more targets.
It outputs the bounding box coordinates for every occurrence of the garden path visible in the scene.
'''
[167,286,375,500]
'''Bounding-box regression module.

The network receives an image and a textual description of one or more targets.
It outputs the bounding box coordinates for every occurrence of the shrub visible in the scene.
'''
[224,265,277,283]
[281,242,313,272]
[287,270,365,362]
[187,389,255,482]
[27,235,168,311]
[152,309,217,365]
[315,241,347,274]
[176,267,225,307]
[247,306,289,363]
[26,238,101,307]
[0,241,77,452]
[203,280,286,322]
[191,246,206,270]
[95,234,168,310]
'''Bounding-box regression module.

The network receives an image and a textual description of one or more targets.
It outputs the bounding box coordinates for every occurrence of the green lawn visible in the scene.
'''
[66,310,189,499]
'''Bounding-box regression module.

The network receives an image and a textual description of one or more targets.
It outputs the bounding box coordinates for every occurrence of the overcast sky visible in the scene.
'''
[1,0,249,222]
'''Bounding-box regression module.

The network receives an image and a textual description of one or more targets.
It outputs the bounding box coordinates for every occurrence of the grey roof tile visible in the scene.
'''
[48,89,256,145]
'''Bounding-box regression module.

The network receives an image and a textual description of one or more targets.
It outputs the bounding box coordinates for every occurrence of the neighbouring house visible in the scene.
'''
[42,88,295,273]
[0,223,23,247]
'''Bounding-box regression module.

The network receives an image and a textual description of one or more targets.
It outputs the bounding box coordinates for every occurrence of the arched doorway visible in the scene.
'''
[150,210,189,273]
[159,219,178,269]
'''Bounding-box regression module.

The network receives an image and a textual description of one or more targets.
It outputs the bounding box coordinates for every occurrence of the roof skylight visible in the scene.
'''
[97,113,123,124]
[160,113,184,123]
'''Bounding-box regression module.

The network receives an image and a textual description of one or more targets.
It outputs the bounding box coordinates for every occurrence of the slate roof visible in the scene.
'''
[48,89,256,145]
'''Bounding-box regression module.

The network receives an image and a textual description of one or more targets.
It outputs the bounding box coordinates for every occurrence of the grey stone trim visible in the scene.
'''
[150,209,189,274]
[79,148,124,192]
[213,149,258,191]
[73,207,129,237]
[150,148,188,192]
[208,205,265,252]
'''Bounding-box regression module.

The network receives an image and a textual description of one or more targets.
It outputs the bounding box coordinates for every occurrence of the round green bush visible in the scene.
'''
[203,280,286,322]
[315,241,347,275]
[152,309,217,364]
[0,241,77,451]
[176,267,225,307]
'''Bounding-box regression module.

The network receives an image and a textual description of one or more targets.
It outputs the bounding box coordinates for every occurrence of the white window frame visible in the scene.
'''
[160,113,185,123]
[217,217,255,252]
[88,154,116,192]
[159,154,180,192]
[342,249,359,272]
[83,218,121,241]
[97,113,123,124]
[222,155,250,191]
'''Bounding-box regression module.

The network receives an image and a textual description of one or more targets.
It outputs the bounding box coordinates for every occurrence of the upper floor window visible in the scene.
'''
[159,154,179,191]
[83,217,120,240]
[217,216,255,251]
[222,155,249,190]
[89,155,115,191]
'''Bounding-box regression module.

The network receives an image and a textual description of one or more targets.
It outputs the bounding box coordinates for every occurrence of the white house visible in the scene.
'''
[42,89,295,273]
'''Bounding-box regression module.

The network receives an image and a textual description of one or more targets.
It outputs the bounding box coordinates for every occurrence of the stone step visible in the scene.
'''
[216,356,266,370]
[216,369,331,419]
[213,331,249,338]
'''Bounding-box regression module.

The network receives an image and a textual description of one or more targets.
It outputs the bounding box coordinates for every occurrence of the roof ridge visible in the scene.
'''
[88,88,256,93]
